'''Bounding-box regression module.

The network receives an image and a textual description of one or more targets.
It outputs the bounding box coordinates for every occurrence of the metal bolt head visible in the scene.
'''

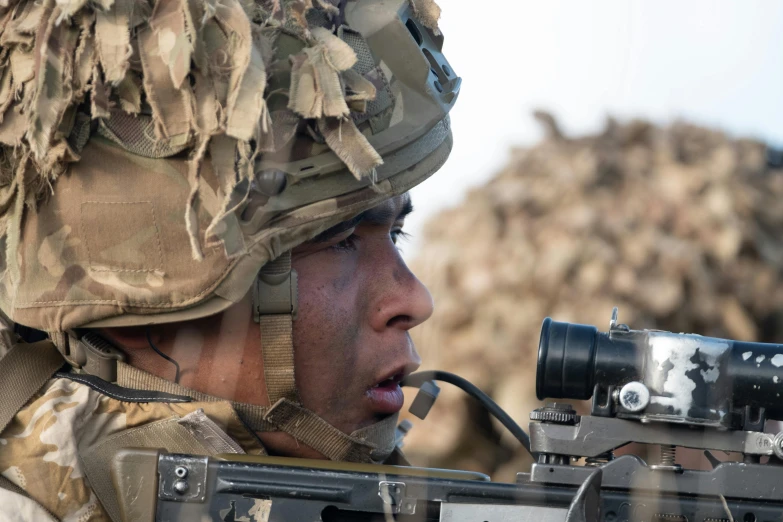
[173,479,189,494]
[773,432,783,460]
[619,381,650,412]
[254,169,288,197]
[174,466,188,478]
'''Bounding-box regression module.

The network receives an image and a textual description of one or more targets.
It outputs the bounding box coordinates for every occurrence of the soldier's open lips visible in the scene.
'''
[366,372,405,414]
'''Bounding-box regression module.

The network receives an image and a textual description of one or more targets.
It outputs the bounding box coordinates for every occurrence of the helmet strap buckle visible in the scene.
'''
[253,252,298,321]
[73,332,126,383]
[252,270,298,320]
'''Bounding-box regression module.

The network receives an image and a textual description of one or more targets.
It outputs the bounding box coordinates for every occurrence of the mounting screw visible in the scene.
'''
[173,479,189,494]
[174,466,188,478]
[618,382,650,412]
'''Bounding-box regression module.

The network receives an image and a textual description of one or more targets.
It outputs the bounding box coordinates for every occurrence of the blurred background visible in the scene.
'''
[400,1,783,480]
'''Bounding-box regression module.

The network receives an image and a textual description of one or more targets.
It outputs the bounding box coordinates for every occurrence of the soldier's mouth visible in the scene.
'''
[366,372,405,414]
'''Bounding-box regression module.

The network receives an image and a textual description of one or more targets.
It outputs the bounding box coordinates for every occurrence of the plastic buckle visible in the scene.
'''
[55,333,86,368]
[253,269,298,321]
[80,333,126,382]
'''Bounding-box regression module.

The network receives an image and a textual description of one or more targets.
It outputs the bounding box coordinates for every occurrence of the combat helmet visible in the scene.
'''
[0,0,459,463]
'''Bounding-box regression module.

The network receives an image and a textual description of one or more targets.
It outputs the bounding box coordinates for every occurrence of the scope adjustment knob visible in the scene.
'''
[530,403,578,425]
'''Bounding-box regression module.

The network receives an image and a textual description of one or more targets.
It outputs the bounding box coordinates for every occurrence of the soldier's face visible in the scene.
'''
[256,193,430,457]
[288,193,430,433]
[103,194,431,458]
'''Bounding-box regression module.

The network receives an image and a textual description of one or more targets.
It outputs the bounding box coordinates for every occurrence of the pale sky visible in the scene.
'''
[404,0,783,259]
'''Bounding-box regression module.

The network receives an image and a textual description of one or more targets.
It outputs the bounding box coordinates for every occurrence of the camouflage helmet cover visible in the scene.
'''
[0,0,459,333]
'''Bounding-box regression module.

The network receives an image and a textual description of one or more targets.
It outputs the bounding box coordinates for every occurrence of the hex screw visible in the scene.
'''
[175,466,188,479]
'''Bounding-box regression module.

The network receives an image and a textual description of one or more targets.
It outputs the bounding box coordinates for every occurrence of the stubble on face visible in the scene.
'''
[293,276,363,429]
[290,194,427,434]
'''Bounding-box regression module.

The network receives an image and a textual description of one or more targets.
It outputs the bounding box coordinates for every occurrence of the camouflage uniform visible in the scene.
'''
[0,0,457,519]
[1,376,264,521]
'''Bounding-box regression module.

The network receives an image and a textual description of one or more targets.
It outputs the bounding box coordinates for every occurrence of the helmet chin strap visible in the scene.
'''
[264,398,400,463]
[254,251,299,404]
[252,251,399,463]
[113,363,398,464]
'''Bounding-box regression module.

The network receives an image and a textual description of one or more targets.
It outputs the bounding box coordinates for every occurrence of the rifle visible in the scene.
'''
[112,308,783,521]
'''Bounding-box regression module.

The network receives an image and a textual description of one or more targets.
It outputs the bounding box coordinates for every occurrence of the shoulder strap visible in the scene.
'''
[116,362,276,431]
[0,340,65,436]
[0,339,63,522]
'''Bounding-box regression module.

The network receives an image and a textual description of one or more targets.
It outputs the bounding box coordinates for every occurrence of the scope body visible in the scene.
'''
[537,317,783,428]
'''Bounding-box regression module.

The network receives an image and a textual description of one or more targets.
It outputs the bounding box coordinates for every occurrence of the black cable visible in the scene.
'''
[146,329,181,384]
[401,370,532,455]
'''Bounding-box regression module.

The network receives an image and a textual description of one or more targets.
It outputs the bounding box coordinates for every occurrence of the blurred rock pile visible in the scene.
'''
[402,114,783,481]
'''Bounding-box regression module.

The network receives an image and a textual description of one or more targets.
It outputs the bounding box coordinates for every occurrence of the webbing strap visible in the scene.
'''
[256,251,299,404]
[116,362,276,431]
[0,341,65,436]
[264,399,381,463]
[0,473,27,498]
[259,314,297,403]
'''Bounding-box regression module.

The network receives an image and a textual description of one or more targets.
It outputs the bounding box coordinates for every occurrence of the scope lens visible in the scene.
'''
[537,318,598,400]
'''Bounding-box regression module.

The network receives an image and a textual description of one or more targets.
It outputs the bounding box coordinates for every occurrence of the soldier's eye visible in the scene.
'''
[391,229,410,245]
[330,234,360,252]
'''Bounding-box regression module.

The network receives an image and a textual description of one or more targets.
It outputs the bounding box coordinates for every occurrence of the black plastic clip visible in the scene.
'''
[409,380,440,420]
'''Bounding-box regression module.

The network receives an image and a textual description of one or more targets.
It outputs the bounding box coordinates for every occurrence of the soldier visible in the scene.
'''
[0,0,459,520]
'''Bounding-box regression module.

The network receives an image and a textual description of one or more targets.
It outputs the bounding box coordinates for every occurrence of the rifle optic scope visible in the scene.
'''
[537,312,783,427]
